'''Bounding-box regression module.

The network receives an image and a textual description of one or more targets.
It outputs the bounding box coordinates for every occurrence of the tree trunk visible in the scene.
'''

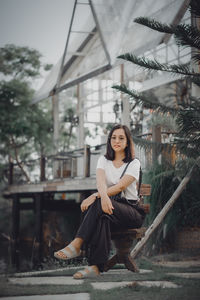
[131,157,200,258]
[14,148,30,182]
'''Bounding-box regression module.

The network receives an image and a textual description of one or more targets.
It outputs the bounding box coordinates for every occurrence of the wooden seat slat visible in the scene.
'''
[140,184,151,196]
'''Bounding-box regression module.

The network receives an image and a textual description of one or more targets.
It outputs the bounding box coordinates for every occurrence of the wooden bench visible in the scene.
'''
[104,184,151,273]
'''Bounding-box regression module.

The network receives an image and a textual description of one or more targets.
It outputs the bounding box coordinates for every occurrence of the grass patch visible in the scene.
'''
[90,284,200,300]
[1,257,200,299]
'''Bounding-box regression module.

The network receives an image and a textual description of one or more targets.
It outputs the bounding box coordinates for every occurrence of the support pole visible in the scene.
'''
[152,125,161,163]
[77,83,84,148]
[33,193,43,266]
[121,64,130,128]
[40,155,46,182]
[84,145,91,177]
[10,194,20,269]
[52,94,59,178]
[131,158,200,258]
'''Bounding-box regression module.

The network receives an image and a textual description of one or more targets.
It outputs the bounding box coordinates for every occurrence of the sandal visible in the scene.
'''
[73,266,100,279]
[54,244,81,261]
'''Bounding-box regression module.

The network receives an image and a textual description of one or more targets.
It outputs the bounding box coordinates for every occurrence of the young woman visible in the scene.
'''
[54,124,145,279]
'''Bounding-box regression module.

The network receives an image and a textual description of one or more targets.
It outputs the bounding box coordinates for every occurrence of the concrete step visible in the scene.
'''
[0,294,90,300]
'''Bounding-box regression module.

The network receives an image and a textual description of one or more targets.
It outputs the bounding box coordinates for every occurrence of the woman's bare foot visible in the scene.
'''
[73,265,100,279]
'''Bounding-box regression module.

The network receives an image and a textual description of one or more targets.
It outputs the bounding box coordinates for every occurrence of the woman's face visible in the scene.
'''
[110,128,127,153]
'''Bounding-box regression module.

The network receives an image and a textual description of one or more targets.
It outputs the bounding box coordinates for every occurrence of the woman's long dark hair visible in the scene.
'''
[104,124,135,162]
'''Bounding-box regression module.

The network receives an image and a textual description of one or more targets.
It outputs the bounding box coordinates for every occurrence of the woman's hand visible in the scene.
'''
[101,196,114,215]
[81,194,97,212]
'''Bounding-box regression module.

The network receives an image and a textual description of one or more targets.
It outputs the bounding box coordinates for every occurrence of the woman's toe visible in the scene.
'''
[73,272,83,279]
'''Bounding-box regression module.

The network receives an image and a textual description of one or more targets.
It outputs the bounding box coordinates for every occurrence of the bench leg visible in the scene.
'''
[104,254,118,272]
[104,234,140,272]
[124,254,139,273]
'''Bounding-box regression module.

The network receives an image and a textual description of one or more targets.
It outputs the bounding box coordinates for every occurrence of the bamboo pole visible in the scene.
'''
[131,157,200,258]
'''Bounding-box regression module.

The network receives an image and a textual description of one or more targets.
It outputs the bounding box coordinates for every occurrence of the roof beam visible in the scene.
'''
[55,64,112,95]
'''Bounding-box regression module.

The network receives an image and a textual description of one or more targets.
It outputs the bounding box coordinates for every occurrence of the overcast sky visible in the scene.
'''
[0,0,74,65]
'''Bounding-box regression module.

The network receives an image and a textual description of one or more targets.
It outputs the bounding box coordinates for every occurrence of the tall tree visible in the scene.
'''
[114,0,200,161]
[112,0,200,245]
[0,44,52,183]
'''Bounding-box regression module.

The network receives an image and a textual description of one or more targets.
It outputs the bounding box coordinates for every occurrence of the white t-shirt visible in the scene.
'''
[96,155,140,200]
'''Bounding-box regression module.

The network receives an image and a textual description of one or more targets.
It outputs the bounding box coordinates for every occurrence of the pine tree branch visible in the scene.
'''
[134,18,200,50]
[191,76,200,87]
[152,170,175,181]
[132,135,154,150]
[134,17,200,51]
[189,96,200,109]
[113,84,179,116]
[175,24,200,50]
[118,53,200,77]
[176,139,200,158]
[132,135,174,153]
[177,110,200,138]
[134,17,174,34]
[192,53,200,64]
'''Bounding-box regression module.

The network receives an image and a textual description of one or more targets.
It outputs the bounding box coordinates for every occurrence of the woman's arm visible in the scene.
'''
[96,171,135,197]
[80,193,97,212]
[107,175,135,196]
[81,168,136,213]
[96,168,114,215]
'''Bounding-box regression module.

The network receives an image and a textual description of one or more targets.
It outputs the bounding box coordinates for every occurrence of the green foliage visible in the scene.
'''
[0,44,41,79]
[143,161,200,255]
[43,64,53,71]
[114,0,200,160]
[113,84,178,116]
[0,44,53,183]
[134,18,200,51]
[147,112,178,132]
[113,0,200,247]
[118,53,197,76]
[0,79,34,145]
[60,99,79,151]
[176,107,200,158]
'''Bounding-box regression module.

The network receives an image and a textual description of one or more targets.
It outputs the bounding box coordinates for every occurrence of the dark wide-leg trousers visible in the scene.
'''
[75,198,144,272]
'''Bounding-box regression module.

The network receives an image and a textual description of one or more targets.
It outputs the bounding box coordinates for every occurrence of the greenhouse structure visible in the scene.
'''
[4,0,200,269]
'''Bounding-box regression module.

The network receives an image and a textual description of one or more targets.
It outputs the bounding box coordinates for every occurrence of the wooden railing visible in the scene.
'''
[7,144,106,185]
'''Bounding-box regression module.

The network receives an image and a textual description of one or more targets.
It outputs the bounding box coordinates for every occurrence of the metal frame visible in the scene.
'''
[55,0,111,94]
[56,0,77,88]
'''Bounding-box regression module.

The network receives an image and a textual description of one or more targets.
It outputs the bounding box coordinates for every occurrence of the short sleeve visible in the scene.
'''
[125,159,140,181]
[96,155,106,170]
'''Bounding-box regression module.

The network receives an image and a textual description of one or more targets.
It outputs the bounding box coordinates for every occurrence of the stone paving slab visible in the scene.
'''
[8,271,152,287]
[0,294,90,300]
[137,281,180,288]
[8,266,81,278]
[8,276,83,286]
[153,260,200,268]
[106,269,153,275]
[91,280,180,290]
[167,272,200,279]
